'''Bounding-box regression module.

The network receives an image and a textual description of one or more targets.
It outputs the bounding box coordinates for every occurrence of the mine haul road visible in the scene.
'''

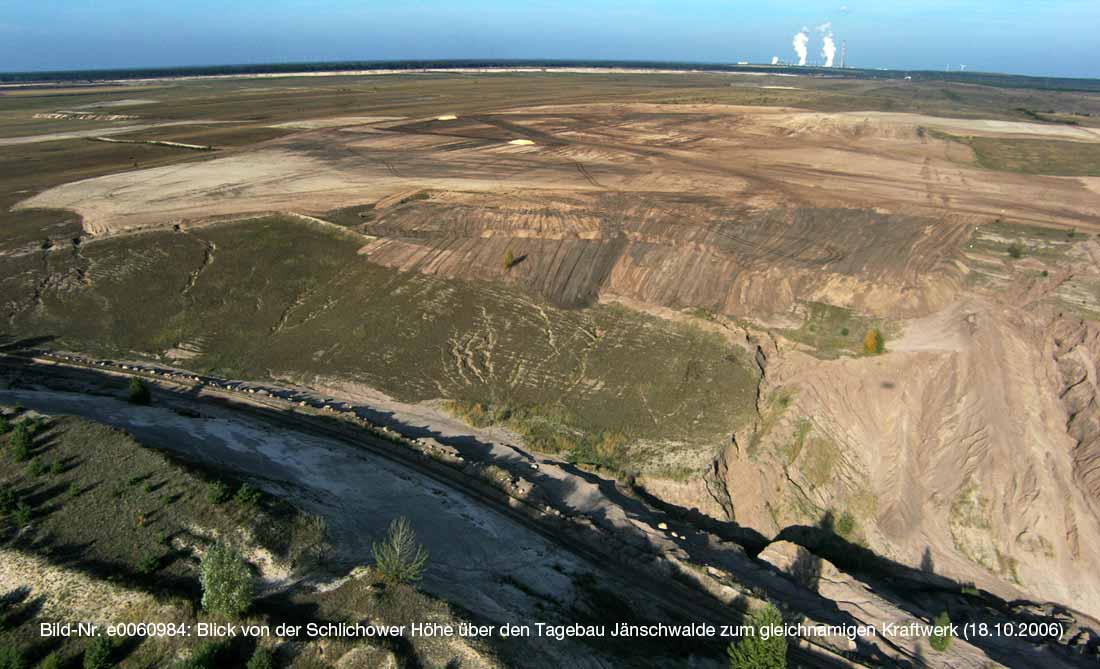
[0,353,862,669]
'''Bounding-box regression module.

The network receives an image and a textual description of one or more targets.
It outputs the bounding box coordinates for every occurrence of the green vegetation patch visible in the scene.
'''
[0,409,325,584]
[936,131,1100,176]
[2,216,759,462]
[779,301,887,359]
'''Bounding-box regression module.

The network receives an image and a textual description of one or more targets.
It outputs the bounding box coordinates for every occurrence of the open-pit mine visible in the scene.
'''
[2,69,1100,668]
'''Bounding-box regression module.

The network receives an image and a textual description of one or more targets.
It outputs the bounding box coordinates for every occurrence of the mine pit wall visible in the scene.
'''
[1052,317,1100,521]
[360,199,975,321]
[673,305,1100,619]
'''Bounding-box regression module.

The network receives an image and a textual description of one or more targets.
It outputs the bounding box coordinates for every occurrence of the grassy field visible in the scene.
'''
[0,216,759,473]
[934,130,1100,176]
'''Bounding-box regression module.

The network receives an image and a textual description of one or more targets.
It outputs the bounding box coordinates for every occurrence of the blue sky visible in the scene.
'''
[0,1,1096,78]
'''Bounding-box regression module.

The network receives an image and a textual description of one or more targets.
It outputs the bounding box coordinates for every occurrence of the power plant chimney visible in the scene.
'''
[840,40,847,69]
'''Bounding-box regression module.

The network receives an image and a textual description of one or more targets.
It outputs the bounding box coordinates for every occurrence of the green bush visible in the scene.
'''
[200,543,254,618]
[234,484,263,509]
[929,611,952,651]
[127,378,151,405]
[0,415,9,434]
[83,635,113,669]
[727,604,786,669]
[246,648,275,669]
[10,422,31,462]
[206,482,231,505]
[1007,242,1024,259]
[28,459,49,477]
[0,642,26,669]
[835,511,856,537]
[136,552,162,575]
[373,516,429,583]
[12,502,32,526]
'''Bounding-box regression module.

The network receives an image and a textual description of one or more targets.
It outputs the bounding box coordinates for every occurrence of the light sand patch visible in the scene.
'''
[508,139,535,146]
[267,115,405,130]
[0,120,224,146]
[436,114,458,121]
[71,98,158,109]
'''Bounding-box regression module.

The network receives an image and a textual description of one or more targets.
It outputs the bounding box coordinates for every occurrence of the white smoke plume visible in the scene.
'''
[792,28,809,66]
[771,56,779,65]
[822,34,836,67]
[817,22,836,67]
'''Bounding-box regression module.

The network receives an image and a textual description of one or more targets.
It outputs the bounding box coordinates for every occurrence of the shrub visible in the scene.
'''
[836,511,856,537]
[862,328,885,355]
[0,643,26,669]
[12,502,32,526]
[206,482,231,505]
[839,327,849,336]
[136,552,162,575]
[127,378,151,405]
[200,543,254,618]
[246,648,275,669]
[503,249,515,270]
[929,611,952,651]
[234,484,263,509]
[1007,242,1024,259]
[83,636,112,669]
[10,423,31,462]
[0,415,9,434]
[28,459,49,477]
[373,516,429,584]
[727,604,786,668]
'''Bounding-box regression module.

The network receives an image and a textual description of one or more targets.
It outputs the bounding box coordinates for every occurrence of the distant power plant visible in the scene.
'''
[786,24,847,68]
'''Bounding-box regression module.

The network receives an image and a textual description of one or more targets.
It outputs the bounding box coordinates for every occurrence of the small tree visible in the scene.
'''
[128,378,151,405]
[503,249,516,271]
[83,636,112,669]
[863,328,885,356]
[234,483,263,509]
[9,422,31,462]
[200,543,254,618]
[1007,242,1024,259]
[206,481,231,505]
[929,611,952,651]
[373,516,429,583]
[727,604,786,669]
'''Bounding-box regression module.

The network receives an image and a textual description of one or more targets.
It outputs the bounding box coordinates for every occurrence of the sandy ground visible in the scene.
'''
[18,104,1100,237]
[0,120,225,146]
